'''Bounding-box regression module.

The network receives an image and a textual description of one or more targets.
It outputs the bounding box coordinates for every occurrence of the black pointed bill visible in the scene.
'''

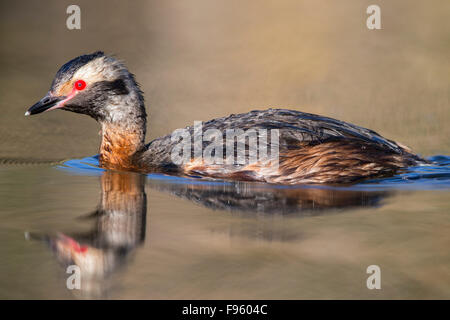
[25,94,65,116]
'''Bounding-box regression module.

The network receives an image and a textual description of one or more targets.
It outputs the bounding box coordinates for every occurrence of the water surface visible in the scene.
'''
[0,156,449,299]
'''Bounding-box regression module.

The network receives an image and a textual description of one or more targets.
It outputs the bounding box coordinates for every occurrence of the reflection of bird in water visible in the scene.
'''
[26,170,392,297]
[26,52,426,184]
[147,178,392,242]
[27,171,147,298]
[148,179,392,215]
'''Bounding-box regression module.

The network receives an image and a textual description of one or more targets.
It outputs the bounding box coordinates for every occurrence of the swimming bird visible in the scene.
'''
[25,51,426,184]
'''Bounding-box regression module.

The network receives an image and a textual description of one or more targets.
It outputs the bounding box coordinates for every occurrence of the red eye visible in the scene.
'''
[74,80,86,91]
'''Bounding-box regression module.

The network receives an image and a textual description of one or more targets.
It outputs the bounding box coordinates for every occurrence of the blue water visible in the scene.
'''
[59,155,450,191]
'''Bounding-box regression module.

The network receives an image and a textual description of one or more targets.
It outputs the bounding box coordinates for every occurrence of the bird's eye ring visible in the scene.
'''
[74,80,86,91]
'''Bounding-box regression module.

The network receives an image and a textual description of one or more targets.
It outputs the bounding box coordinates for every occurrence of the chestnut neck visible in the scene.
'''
[96,79,147,170]
[99,121,146,170]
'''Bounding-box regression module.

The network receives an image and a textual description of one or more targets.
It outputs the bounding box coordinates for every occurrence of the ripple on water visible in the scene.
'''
[58,155,450,191]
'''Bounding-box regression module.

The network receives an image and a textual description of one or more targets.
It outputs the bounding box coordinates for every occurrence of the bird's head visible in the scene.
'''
[25,51,146,124]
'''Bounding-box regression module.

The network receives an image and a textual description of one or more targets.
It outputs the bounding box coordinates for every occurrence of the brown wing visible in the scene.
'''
[144,109,425,183]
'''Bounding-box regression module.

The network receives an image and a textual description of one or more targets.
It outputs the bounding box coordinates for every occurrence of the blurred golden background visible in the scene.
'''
[1,0,449,159]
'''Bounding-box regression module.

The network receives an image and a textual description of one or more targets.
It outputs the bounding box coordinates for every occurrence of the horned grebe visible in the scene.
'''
[25,52,425,184]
